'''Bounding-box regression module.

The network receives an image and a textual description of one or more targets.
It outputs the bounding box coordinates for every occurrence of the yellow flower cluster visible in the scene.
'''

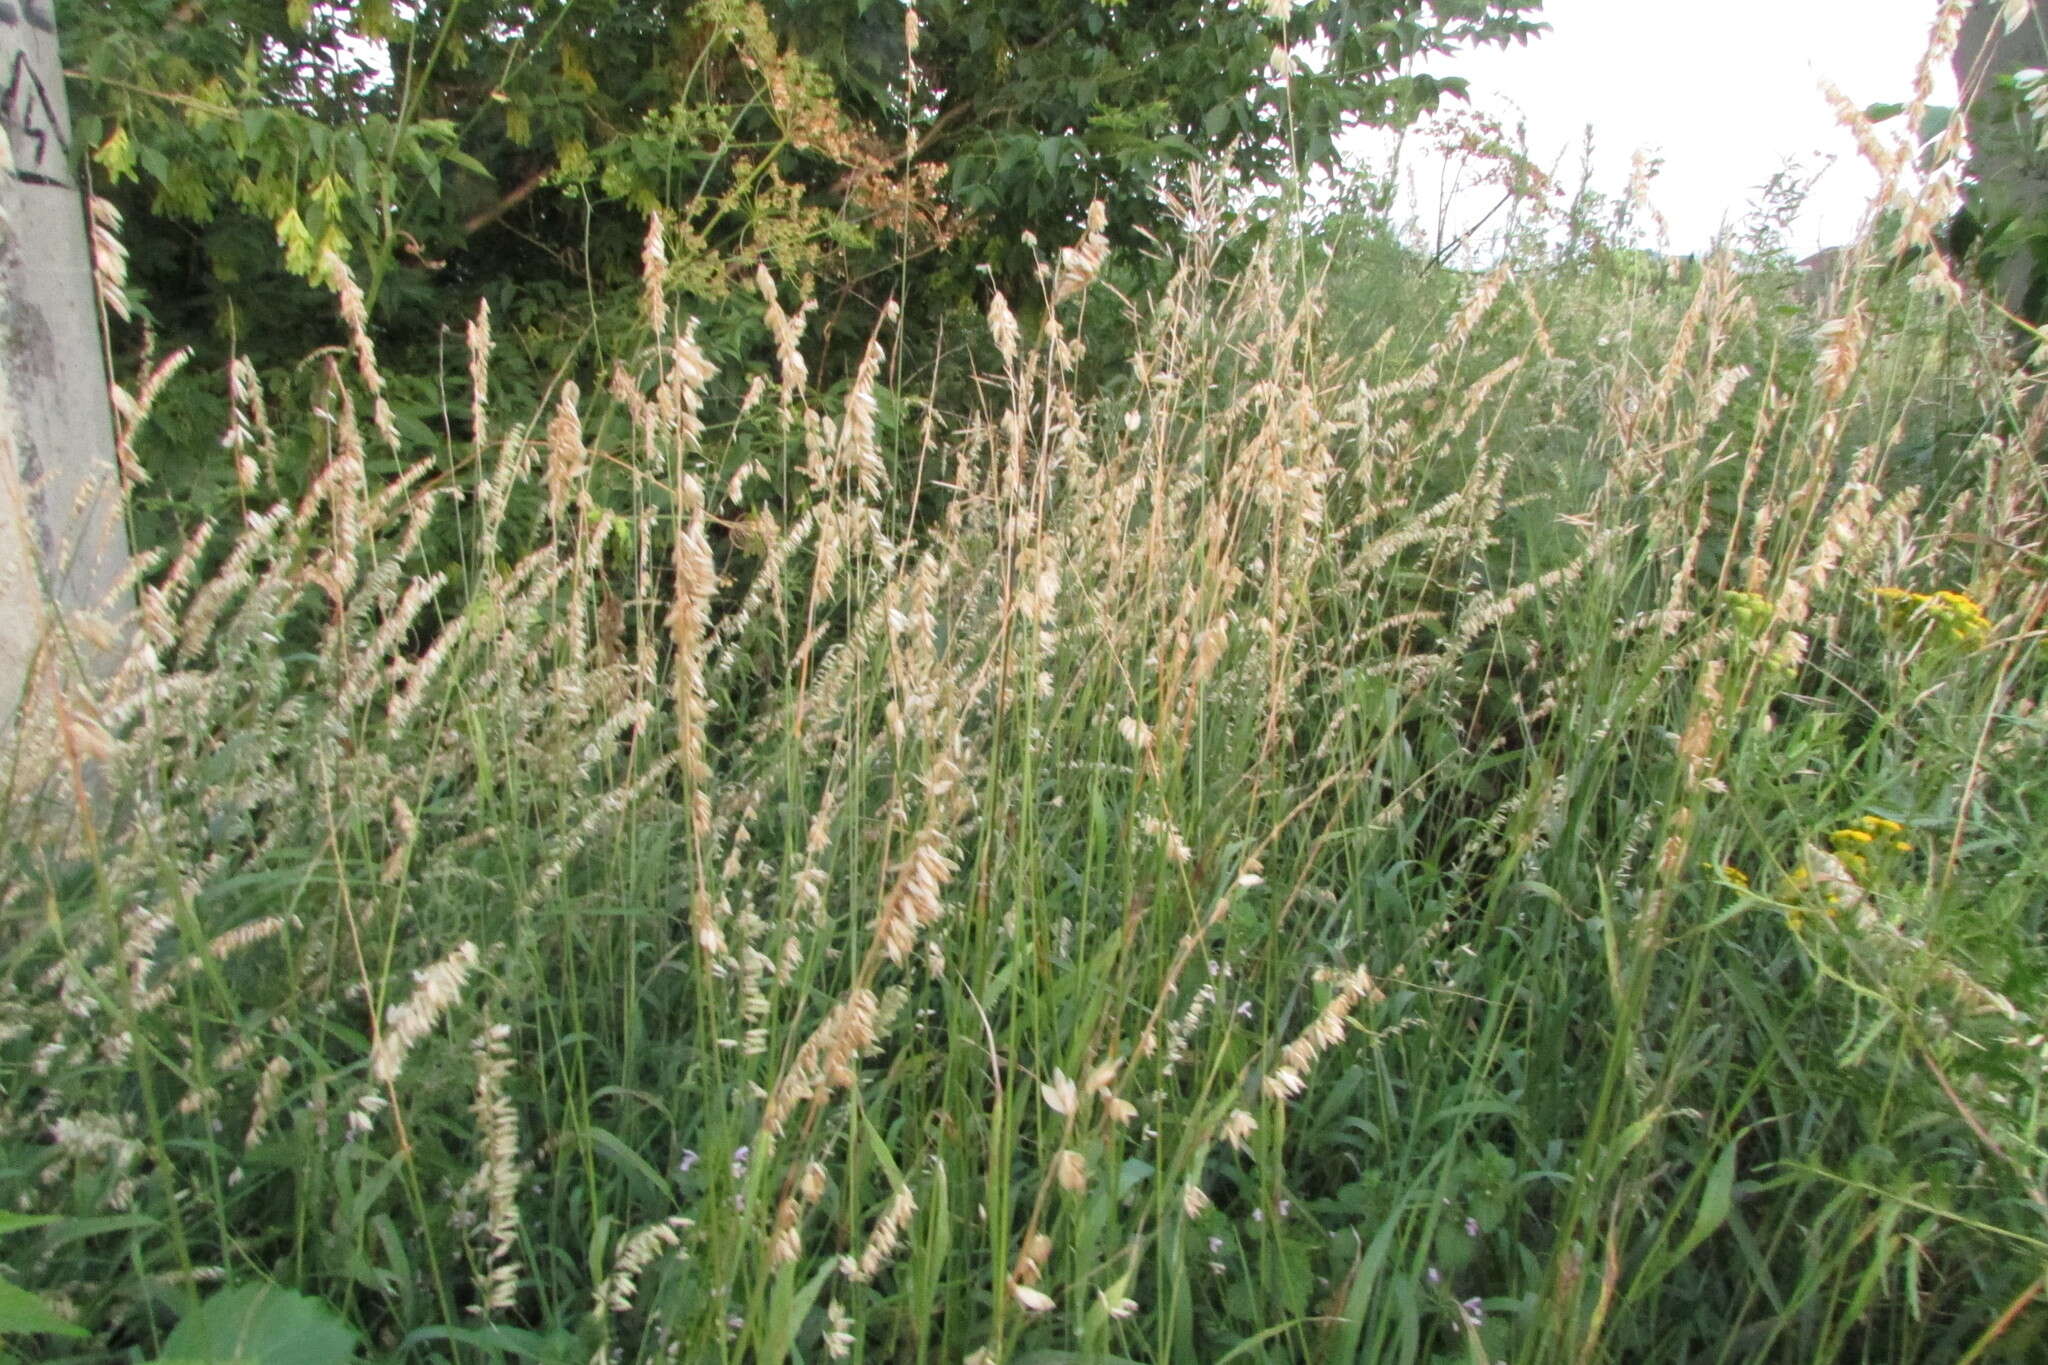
[1829,814,1911,881]
[1780,864,1842,933]
[1873,587,1992,650]
[1744,816,1913,934]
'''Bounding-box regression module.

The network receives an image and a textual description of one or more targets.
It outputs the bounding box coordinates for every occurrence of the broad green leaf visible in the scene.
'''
[0,1278,87,1338]
[158,1286,359,1365]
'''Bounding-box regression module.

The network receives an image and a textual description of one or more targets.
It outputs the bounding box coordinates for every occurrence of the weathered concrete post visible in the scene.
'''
[0,0,130,718]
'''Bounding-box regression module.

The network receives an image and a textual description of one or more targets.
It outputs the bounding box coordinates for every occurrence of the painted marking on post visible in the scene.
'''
[3,49,68,185]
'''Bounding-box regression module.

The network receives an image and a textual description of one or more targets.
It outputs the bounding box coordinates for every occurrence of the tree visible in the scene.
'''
[65,0,1544,372]
[1950,0,2048,339]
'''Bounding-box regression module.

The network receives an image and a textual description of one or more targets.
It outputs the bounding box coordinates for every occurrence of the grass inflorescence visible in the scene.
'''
[6,80,2048,1365]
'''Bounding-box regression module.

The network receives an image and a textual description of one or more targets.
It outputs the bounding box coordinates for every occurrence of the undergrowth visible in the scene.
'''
[5,52,2048,1365]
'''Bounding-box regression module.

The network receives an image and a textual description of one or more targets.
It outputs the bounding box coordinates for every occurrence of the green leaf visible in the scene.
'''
[158,1286,359,1365]
[94,125,138,182]
[1672,1139,1739,1263]
[580,1126,672,1206]
[0,1278,88,1338]
[763,1260,837,1363]
[444,149,495,178]
[44,1214,158,1250]
[398,1324,567,1360]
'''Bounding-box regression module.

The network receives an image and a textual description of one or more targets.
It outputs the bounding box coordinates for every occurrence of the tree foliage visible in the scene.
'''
[66,0,1543,367]
[1951,65,2048,332]
[1946,0,2048,343]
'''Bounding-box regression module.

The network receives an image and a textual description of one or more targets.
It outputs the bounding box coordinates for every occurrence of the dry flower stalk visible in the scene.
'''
[544,383,588,527]
[368,940,479,1086]
[1264,966,1381,1102]
[1050,201,1110,307]
[319,249,399,449]
[594,1216,694,1315]
[465,1019,525,1315]
[844,1185,917,1283]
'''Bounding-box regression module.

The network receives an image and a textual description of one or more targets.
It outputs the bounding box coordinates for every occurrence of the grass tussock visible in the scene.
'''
[6,91,2048,1365]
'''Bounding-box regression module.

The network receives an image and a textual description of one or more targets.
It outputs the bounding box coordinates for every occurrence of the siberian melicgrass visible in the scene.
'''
[5,34,2048,1361]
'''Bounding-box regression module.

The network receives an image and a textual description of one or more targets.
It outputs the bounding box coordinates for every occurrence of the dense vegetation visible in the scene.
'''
[6,3,2048,1363]
[67,0,1541,596]
[1946,0,2048,335]
[67,0,1539,356]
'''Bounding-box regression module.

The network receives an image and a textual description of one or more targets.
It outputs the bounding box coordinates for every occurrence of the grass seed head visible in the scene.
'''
[369,940,479,1086]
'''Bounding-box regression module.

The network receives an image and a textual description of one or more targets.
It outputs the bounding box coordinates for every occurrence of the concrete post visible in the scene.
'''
[0,0,130,718]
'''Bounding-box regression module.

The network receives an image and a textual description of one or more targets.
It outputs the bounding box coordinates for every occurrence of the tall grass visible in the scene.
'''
[6,75,2048,1365]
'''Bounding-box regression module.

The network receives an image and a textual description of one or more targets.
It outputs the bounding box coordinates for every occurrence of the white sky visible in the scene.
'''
[1352,0,1958,260]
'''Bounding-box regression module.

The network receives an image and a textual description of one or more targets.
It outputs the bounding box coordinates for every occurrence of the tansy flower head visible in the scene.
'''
[1874,585,1992,650]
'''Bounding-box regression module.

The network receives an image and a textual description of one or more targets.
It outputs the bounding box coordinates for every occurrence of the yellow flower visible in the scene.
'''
[1873,586,1991,650]
[1926,590,1992,646]
[1873,586,1920,632]
[1831,816,1914,883]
